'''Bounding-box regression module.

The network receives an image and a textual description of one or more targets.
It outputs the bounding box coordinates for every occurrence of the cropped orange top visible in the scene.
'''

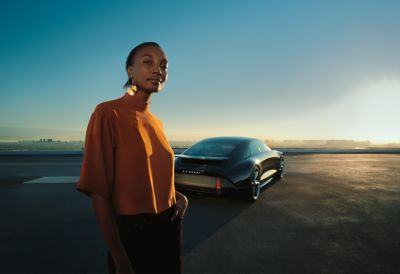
[76,92,176,215]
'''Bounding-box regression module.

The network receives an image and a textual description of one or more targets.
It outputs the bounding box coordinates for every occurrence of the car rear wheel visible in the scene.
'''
[247,166,260,201]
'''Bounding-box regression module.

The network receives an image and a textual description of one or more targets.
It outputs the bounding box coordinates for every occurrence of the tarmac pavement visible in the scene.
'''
[0,154,399,273]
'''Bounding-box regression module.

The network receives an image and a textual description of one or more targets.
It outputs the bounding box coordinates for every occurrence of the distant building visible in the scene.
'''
[37,138,53,142]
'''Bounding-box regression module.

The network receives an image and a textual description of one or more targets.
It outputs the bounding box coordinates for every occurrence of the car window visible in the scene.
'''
[257,141,271,152]
[239,143,250,159]
[184,142,237,157]
[249,142,262,155]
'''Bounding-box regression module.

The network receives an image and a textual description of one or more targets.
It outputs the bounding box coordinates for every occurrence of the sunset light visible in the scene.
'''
[0,1,399,146]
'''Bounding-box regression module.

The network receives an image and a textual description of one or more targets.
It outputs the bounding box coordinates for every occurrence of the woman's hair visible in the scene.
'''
[123,42,161,89]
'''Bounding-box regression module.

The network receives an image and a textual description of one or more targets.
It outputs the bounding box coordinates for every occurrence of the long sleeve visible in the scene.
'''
[76,107,115,199]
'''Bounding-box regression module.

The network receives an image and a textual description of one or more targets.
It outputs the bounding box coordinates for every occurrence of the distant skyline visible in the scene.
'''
[2,126,400,148]
[1,1,399,143]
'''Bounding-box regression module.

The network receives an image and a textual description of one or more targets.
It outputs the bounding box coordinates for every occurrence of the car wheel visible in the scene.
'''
[274,157,284,179]
[248,166,260,201]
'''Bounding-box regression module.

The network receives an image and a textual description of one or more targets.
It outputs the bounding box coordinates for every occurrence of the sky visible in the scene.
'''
[1,0,399,143]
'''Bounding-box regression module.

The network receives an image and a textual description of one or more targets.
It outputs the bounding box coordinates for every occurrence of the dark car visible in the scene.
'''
[174,136,284,201]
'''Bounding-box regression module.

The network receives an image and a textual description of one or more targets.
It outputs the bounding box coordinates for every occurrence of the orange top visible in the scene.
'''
[76,92,176,215]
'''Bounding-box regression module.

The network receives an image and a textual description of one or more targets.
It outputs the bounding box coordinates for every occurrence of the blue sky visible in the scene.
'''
[1,0,399,142]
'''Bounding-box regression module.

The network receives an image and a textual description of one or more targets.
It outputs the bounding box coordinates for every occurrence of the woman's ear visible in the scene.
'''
[127,65,134,79]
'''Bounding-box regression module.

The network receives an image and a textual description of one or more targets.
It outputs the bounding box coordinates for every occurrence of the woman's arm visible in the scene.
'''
[91,193,135,274]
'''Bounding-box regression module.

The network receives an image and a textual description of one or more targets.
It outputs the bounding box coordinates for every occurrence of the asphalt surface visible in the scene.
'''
[0,154,399,274]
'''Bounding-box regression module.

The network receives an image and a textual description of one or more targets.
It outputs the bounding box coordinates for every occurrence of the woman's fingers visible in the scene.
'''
[171,193,189,221]
[170,207,179,221]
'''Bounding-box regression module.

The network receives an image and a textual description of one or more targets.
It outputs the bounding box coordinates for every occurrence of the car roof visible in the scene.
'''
[198,136,260,144]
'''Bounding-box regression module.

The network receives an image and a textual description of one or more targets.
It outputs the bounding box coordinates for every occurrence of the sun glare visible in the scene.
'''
[268,78,400,144]
[347,78,400,142]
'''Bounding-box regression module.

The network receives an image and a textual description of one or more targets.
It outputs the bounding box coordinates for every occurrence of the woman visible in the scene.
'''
[76,42,188,274]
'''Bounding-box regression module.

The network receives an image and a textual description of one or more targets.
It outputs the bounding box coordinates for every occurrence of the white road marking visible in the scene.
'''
[23,176,79,184]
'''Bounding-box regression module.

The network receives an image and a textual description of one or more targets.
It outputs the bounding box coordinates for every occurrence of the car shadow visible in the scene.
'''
[180,191,252,254]
[180,178,283,255]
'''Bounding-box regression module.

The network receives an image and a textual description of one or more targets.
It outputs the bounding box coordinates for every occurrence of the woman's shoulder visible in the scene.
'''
[92,96,123,116]
[147,112,164,128]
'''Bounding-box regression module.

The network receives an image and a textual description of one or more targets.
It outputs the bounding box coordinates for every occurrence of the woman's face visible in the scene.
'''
[128,45,168,93]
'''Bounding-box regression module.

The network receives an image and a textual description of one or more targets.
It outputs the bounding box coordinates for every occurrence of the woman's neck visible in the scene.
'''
[128,88,153,105]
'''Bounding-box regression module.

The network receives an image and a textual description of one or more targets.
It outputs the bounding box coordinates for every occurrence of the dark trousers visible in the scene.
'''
[108,204,183,274]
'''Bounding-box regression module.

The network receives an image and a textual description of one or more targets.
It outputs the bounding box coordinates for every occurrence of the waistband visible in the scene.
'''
[115,204,176,224]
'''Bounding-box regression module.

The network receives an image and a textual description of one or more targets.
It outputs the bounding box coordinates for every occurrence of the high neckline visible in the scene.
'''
[121,91,150,112]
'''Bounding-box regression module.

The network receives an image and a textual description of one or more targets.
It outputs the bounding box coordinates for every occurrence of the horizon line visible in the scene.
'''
[1,138,400,145]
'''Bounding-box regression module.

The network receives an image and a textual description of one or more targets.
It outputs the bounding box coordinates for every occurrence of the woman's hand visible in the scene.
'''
[171,191,188,221]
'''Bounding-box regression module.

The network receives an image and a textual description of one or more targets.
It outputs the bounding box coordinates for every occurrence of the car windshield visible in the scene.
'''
[183,141,239,157]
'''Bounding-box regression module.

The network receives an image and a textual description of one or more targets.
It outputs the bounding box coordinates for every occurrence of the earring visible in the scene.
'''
[127,78,137,95]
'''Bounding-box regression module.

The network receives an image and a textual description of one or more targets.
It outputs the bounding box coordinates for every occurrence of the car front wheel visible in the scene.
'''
[247,166,260,201]
[274,157,284,179]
